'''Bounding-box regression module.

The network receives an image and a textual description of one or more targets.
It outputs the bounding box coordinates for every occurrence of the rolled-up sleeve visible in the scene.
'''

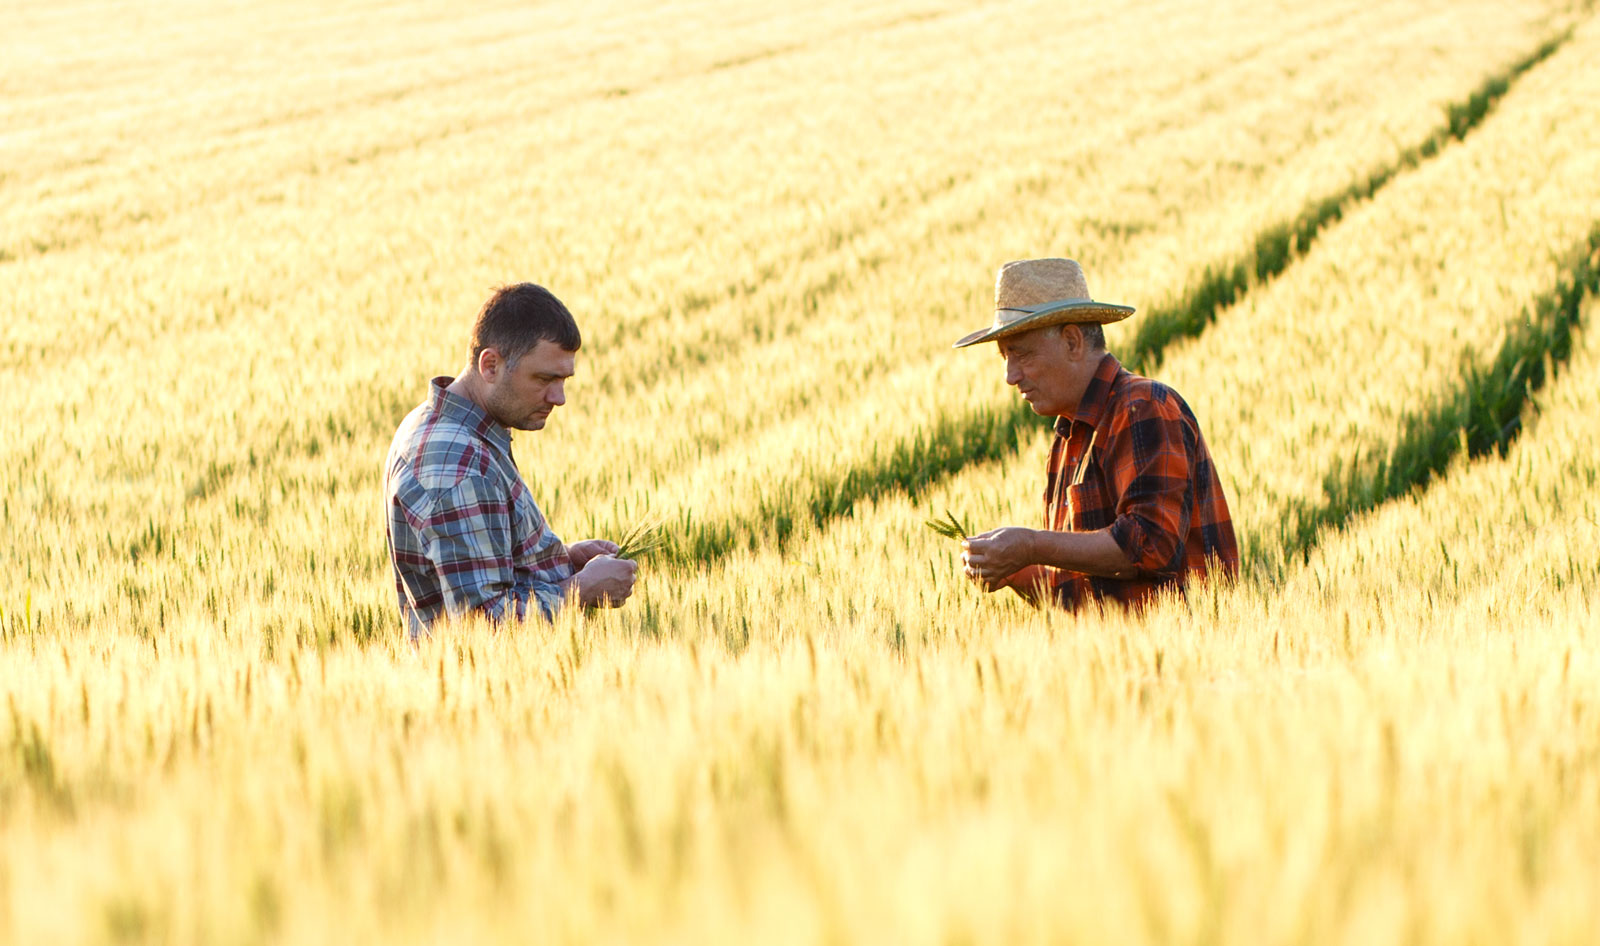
[1103,395,1197,577]
[419,475,529,622]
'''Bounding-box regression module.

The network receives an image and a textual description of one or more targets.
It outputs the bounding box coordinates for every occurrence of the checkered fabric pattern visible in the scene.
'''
[1042,354,1239,610]
[385,377,573,638]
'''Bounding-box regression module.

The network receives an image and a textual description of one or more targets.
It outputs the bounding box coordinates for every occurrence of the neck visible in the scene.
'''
[446,370,491,413]
[1056,353,1102,418]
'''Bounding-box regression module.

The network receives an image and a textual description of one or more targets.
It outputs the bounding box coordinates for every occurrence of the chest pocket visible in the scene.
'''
[1067,423,1115,530]
[1047,431,1114,533]
[1066,478,1115,532]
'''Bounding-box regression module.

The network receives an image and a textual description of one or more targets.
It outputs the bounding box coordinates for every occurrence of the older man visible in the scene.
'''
[385,283,637,638]
[954,258,1238,610]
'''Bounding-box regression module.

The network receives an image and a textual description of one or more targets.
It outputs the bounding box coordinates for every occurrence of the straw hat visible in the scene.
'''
[952,258,1134,348]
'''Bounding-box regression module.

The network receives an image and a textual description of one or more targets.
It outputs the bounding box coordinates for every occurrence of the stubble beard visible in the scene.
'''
[483,387,544,432]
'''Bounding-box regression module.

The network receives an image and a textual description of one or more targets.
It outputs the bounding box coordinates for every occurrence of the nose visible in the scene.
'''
[1004,355,1023,387]
[546,380,565,407]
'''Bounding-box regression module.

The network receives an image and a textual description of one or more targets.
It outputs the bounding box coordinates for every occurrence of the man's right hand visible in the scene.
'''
[573,554,638,608]
[961,527,1038,592]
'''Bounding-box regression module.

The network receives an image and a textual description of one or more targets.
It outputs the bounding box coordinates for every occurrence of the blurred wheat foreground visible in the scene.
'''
[5,0,1600,943]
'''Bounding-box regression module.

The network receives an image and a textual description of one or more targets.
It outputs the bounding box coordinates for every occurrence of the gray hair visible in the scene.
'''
[1053,322,1105,351]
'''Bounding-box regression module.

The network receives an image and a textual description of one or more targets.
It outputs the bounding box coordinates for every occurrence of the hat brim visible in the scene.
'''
[952,299,1135,348]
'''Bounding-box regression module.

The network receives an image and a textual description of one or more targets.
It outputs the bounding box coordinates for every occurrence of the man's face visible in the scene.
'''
[997,325,1076,417]
[482,339,576,431]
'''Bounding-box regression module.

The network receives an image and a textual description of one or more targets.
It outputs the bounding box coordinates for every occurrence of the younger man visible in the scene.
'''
[385,283,636,638]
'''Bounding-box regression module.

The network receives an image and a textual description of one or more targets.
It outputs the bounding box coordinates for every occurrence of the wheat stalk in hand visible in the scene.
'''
[614,517,668,561]
[924,509,974,542]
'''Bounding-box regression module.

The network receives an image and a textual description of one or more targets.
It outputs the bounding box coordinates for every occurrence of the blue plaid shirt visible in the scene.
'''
[385,377,573,638]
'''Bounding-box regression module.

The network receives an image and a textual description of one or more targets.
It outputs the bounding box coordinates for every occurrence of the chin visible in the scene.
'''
[503,415,546,432]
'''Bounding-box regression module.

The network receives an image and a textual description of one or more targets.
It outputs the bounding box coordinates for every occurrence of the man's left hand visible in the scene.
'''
[568,539,621,569]
[961,527,1039,592]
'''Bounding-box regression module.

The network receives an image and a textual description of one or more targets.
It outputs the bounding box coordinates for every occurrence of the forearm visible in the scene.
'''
[962,526,1137,598]
[1028,527,1138,579]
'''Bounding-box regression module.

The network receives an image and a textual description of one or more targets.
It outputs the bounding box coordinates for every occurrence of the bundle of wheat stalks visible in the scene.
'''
[613,517,668,560]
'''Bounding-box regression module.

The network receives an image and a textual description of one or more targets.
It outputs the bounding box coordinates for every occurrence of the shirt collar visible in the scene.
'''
[1054,353,1123,435]
[429,376,513,454]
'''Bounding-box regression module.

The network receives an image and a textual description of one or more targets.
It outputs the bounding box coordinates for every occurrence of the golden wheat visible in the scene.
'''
[4,1,1600,944]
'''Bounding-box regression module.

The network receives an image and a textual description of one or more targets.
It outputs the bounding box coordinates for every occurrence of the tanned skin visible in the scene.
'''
[961,323,1137,606]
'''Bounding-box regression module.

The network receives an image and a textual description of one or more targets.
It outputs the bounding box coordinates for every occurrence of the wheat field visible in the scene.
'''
[5,0,1600,943]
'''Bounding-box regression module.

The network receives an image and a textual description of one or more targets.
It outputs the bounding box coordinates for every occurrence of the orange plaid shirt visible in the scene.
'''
[1041,353,1238,610]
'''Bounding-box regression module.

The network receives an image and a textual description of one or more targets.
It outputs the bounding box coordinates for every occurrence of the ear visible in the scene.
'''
[1058,323,1086,357]
[477,347,502,383]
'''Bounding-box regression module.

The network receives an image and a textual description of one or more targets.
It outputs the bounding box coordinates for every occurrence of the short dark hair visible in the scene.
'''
[469,283,581,367]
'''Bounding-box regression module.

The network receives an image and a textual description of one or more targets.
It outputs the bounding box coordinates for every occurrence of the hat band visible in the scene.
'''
[997,298,1093,315]
[992,298,1091,329]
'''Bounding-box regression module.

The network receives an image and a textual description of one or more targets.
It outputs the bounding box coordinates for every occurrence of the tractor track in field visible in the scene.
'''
[70,13,1587,592]
[1259,224,1600,577]
[1122,30,1572,371]
[186,15,1578,570]
[640,21,1584,567]
[582,8,1580,398]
